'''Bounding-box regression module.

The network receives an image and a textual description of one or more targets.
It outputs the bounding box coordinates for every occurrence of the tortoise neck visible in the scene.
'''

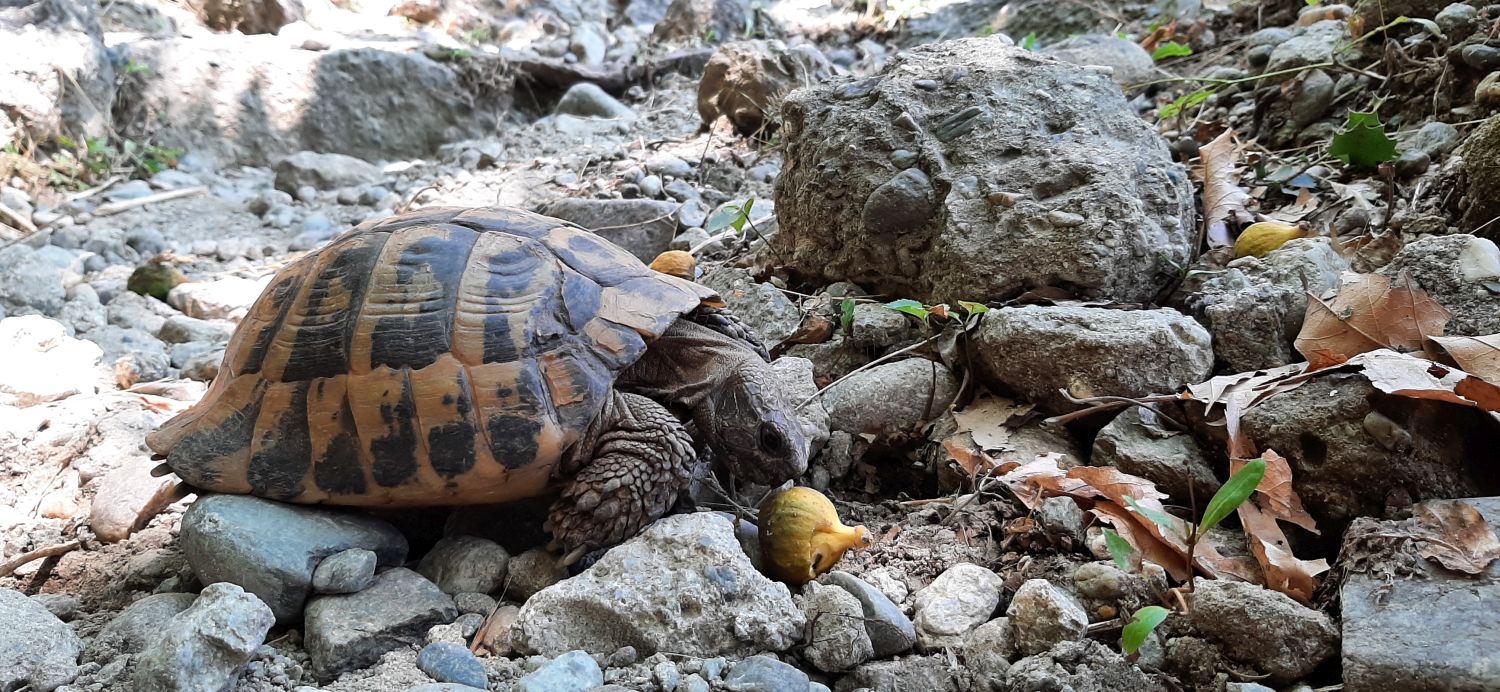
[616,319,762,410]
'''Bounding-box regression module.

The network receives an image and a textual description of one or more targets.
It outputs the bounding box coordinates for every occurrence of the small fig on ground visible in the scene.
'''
[650,250,697,281]
[1233,220,1307,259]
[757,486,871,585]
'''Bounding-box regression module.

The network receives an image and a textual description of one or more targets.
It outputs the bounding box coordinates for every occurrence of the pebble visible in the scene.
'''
[722,656,808,692]
[1462,44,1500,72]
[515,650,604,692]
[862,168,935,234]
[912,562,1002,651]
[1036,496,1087,545]
[663,178,698,202]
[503,548,568,601]
[105,180,154,201]
[1005,579,1089,656]
[800,581,874,672]
[638,174,663,198]
[416,642,488,689]
[453,591,497,616]
[1436,3,1479,37]
[311,548,378,594]
[131,583,276,692]
[824,571,916,657]
[304,568,459,680]
[1407,121,1462,157]
[417,536,510,595]
[653,660,681,691]
[645,153,692,178]
[554,82,636,121]
[1394,150,1431,178]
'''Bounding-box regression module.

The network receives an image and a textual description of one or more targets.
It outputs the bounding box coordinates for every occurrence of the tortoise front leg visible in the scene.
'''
[544,391,697,566]
[684,305,770,362]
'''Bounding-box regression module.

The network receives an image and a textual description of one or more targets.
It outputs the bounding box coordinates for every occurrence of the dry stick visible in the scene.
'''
[796,333,945,410]
[93,186,207,216]
[0,540,81,578]
[1043,392,1182,427]
[0,202,36,234]
[66,175,123,203]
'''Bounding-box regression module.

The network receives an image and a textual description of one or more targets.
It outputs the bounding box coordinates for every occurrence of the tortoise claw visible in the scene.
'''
[558,545,589,568]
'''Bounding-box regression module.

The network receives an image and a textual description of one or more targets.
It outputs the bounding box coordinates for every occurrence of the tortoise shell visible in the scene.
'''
[146,207,718,507]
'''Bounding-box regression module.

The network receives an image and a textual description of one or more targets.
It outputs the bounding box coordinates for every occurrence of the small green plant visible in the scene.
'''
[1159,88,1214,120]
[461,27,492,46]
[705,198,756,235]
[1328,111,1398,168]
[124,59,151,75]
[1122,606,1170,654]
[1019,32,1039,50]
[1151,41,1193,61]
[49,135,183,185]
[703,26,719,43]
[840,297,856,333]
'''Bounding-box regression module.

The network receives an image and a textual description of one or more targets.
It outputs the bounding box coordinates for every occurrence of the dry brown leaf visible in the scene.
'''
[1237,499,1330,605]
[1379,272,1451,352]
[1068,466,1197,557]
[1266,187,1321,223]
[1092,503,1190,581]
[1236,450,1318,534]
[1295,272,1451,368]
[996,454,1081,509]
[941,435,1001,480]
[1348,349,1500,412]
[1428,334,1500,383]
[1193,130,1253,248]
[1183,363,1310,411]
[953,395,1033,450]
[782,314,835,347]
[1413,502,1500,575]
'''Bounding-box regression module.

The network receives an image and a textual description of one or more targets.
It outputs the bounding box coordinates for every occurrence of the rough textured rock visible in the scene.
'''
[823,571,916,657]
[799,581,874,672]
[972,306,1213,413]
[1092,406,1219,503]
[1185,580,1338,684]
[304,567,459,681]
[699,267,803,348]
[0,315,103,407]
[1006,579,1088,656]
[503,548,569,601]
[167,276,270,321]
[1341,497,1500,691]
[416,641,488,689]
[179,495,409,622]
[834,654,962,692]
[417,536,510,595]
[273,151,383,193]
[965,616,1016,682]
[722,655,808,692]
[82,592,198,663]
[697,39,832,136]
[0,245,66,317]
[310,548,377,594]
[120,37,491,165]
[0,587,83,692]
[774,38,1193,305]
[1181,237,1348,371]
[1002,639,1155,692]
[1459,116,1500,239]
[1377,234,1500,336]
[0,0,115,144]
[131,582,276,692]
[823,357,959,441]
[652,0,749,43]
[770,356,831,460]
[1042,34,1156,85]
[512,513,804,658]
[1238,373,1500,538]
[913,562,1003,652]
[536,198,678,262]
[516,650,604,691]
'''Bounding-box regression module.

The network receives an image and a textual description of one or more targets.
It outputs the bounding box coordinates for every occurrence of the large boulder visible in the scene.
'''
[511,512,805,658]
[0,0,115,144]
[773,38,1193,304]
[697,40,832,136]
[117,37,493,165]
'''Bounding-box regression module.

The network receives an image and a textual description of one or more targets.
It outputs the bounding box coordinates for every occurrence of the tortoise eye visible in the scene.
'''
[758,422,787,455]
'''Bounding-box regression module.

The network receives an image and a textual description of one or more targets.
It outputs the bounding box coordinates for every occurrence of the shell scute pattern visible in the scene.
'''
[147,207,714,506]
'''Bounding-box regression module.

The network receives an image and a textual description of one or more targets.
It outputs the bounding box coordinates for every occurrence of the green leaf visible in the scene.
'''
[1159,88,1214,120]
[1305,0,1320,5]
[1124,497,1179,532]
[884,298,930,321]
[1328,111,1399,168]
[1122,606,1170,654]
[1199,458,1266,535]
[1151,42,1193,61]
[1103,529,1133,571]
[734,198,755,232]
[957,300,989,315]
[1019,32,1039,51]
[840,297,856,332]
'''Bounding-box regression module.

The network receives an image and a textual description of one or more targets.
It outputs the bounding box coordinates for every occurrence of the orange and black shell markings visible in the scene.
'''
[146,207,716,507]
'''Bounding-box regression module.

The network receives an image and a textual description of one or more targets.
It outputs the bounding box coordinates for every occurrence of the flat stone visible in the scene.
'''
[273,151,383,193]
[824,571,916,657]
[515,650,604,692]
[722,655,808,692]
[416,641,488,689]
[304,568,459,681]
[89,461,184,542]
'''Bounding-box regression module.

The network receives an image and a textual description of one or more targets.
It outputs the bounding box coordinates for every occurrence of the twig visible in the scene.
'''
[0,540,81,577]
[0,203,36,234]
[65,174,123,203]
[796,333,945,410]
[1043,392,1183,427]
[93,186,207,216]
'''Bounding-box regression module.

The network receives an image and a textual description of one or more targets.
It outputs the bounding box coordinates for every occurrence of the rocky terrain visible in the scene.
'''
[3,0,1500,690]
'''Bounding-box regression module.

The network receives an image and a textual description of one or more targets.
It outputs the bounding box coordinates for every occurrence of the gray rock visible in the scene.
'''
[104,180,154,201]
[0,0,115,144]
[834,654,960,692]
[168,276,268,321]
[640,174,665,199]
[124,228,169,257]
[972,306,1212,414]
[699,267,802,347]
[822,357,959,442]
[645,153,693,179]
[0,315,102,406]
[1342,497,1500,691]
[453,592,497,616]
[965,617,1016,680]
[84,592,198,663]
[697,40,832,136]
[1436,2,1479,37]
[847,303,925,348]
[1463,44,1500,72]
[824,571,916,657]
[150,170,202,190]
[536,198,677,262]
[0,587,83,692]
[0,245,66,315]
[1043,34,1156,85]
[1072,562,1165,618]
[1266,20,1348,74]
[179,494,409,622]
[799,581,874,672]
[653,660,681,691]
[1182,237,1347,370]
[1036,496,1087,546]
[723,655,808,692]
[1378,234,1500,336]
[181,345,225,381]
[554,82,636,121]
[512,513,804,658]
[653,0,751,44]
[913,562,1002,652]
[406,685,487,692]
[770,356,831,462]
[1006,579,1088,656]
[131,582,276,692]
[773,38,1193,305]
[1265,68,1334,144]
[122,39,488,166]
[1185,580,1336,684]
[503,548,568,602]
[515,650,604,692]
[30,593,80,621]
[664,178,699,202]
[157,314,232,344]
[416,641,488,689]
[1092,406,1219,503]
[1406,121,1462,158]
[569,22,608,65]
[417,536,510,595]
[304,568,459,681]
[274,151,383,193]
[1002,639,1153,692]
[311,548,377,594]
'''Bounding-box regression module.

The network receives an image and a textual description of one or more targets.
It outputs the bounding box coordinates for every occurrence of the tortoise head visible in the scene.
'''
[699,359,810,486]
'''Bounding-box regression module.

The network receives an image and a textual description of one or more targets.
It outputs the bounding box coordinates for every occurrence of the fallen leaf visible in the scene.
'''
[782,314,835,346]
[1266,187,1321,223]
[1328,111,1400,169]
[1378,272,1451,352]
[1428,334,1500,383]
[1237,499,1330,605]
[1183,363,1310,412]
[1413,502,1500,575]
[1294,272,1451,368]
[953,395,1034,450]
[1236,450,1318,534]
[1193,130,1253,248]
[1092,503,1190,581]
[1348,349,1500,412]
[942,435,1000,480]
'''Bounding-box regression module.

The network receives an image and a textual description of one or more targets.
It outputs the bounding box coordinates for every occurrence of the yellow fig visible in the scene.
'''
[1233,221,1308,259]
[757,486,871,585]
[649,250,697,281]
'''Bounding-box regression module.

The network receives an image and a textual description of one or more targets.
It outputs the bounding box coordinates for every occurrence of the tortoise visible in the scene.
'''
[146,206,808,563]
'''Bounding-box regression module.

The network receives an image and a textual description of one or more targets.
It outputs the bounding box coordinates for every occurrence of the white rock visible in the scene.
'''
[912,562,1002,652]
[131,582,276,691]
[1006,579,1088,656]
[167,276,271,321]
[0,315,103,406]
